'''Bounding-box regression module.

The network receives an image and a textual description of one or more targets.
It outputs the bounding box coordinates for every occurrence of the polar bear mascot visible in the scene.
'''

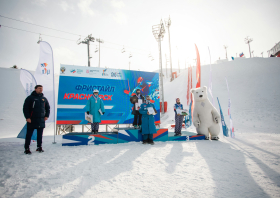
[191,86,221,140]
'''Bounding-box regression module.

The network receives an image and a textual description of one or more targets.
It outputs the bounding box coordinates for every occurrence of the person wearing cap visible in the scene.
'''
[139,95,157,144]
[130,89,145,129]
[174,98,184,136]
[86,89,105,134]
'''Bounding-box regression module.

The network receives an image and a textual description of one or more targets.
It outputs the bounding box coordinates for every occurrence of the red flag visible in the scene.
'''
[190,66,192,91]
[195,44,201,88]
[190,66,193,104]
[187,67,190,105]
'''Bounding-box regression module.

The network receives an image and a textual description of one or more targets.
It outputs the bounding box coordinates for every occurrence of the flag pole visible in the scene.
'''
[49,42,57,144]
[41,41,56,144]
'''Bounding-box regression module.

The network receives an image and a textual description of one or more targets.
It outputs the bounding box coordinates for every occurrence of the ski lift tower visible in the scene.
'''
[165,16,173,81]
[244,36,253,58]
[152,19,165,114]
[77,34,95,67]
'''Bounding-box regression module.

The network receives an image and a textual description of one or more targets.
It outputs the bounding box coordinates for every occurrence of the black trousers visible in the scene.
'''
[24,126,44,149]
[133,111,142,126]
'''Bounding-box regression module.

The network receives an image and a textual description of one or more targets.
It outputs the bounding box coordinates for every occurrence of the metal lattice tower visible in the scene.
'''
[165,16,173,81]
[152,19,165,114]
[244,36,253,58]
[224,45,228,59]
[96,38,104,67]
[77,34,95,67]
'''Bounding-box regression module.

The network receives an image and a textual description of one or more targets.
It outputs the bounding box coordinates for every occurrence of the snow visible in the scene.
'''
[1,57,280,197]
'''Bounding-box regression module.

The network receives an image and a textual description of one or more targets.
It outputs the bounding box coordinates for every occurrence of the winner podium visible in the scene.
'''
[62,127,205,146]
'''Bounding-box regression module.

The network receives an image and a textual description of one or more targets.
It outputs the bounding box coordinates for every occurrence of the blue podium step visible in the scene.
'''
[62,128,205,146]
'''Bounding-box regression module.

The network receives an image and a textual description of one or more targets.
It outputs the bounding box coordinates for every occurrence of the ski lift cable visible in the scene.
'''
[1,15,150,53]
[1,24,153,57]
[1,25,77,41]
[0,14,86,37]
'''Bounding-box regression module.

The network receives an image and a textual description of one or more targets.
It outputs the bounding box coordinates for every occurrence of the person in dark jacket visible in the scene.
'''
[23,85,50,154]
[130,89,145,129]
[174,98,184,136]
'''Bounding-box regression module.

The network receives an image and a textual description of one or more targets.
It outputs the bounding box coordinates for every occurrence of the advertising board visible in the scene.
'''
[57,64,160,125]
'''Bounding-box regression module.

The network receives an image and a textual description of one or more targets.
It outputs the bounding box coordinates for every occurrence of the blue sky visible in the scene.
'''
[0,0,279,73]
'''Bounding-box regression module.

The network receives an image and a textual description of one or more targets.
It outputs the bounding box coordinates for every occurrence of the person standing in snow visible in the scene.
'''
[130,88,145,129]
[86,89,105,134]
[23,85,50,154]
[174,98,184,136]
[139,95,157,144]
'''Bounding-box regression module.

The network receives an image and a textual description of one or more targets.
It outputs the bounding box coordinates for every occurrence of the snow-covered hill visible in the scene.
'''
[0,57,280,197]
[161,57,280,135]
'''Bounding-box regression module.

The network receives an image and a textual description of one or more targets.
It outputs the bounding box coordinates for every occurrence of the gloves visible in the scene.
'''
[102,112,105,115]
[87,111,89,115]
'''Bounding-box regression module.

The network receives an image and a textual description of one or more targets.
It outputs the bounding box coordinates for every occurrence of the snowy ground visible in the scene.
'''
[1,57,280,197]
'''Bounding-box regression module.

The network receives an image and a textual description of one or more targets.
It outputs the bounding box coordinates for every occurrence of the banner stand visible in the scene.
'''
[36,41,56,144]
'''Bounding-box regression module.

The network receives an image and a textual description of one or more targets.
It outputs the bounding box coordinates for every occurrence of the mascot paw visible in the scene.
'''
[194,121,200,127]
[205,136,210,140]
[214,117,219,123]
[211,137,219,140]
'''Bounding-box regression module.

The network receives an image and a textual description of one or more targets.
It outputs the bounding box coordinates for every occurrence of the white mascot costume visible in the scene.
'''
[191,86,221,140]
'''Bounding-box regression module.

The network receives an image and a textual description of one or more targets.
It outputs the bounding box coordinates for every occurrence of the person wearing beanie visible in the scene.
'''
[139,95,157,145]
[86,89,105,134]
[130,88,145,129]
[174,98,184,136]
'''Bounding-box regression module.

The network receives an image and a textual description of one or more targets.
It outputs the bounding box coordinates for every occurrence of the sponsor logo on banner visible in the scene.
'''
[89,69,99,75]
[102,69,108,76]
[86,70,89,73]
[77,69,83,74]
[111,72,122,78]
[71,69,76,74]
[41,63,50,75]
[60,67,66,74]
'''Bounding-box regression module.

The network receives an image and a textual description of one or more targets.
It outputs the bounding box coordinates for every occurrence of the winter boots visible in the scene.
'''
[24,148,32,155]
[91,130,98,134]
[24,147,44,154]
[143,139,154,145]
[36,147,44,153]
[148,138,155,145]
[134,125,141,129]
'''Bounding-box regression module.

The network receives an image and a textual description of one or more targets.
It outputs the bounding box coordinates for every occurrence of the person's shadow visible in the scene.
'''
[11,142,152,198]
[165,142,194,174]
[196,139,273,198]
[60,142,166,198]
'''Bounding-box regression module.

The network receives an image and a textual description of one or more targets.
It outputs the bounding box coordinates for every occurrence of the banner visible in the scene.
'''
[190,66,193,119]
[208,47,213,104]
[57,65,160,125]
[187,67,190,105]
[18,69,38,140]
[217,97,229,137]
[20,69,37,96]
[225,78,235,138]
[190,66,192,91]
[195,44,201,88]
[189,100,192,126]
[34,41,55,123]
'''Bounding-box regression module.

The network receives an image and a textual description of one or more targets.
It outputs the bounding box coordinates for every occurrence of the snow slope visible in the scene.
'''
[0,67,59,138]
[0,57,280,198]
[161,57,280,135]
